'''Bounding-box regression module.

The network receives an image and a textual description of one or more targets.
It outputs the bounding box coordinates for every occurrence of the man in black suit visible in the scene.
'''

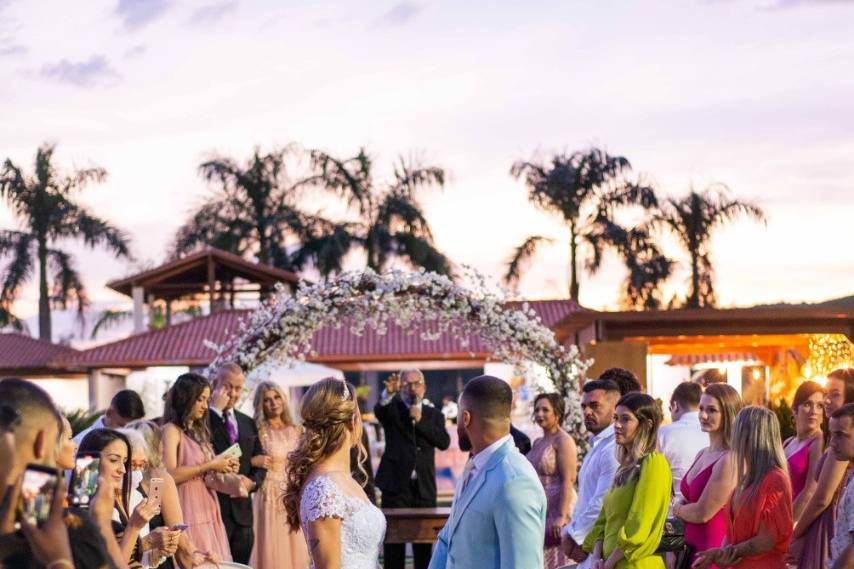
[375,369,451,569]
[208,364,265,564]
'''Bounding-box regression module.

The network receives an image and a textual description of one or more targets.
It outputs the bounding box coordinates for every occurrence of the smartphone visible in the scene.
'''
[17,464,59,528]
[149,477,163,510]
[69,454,100,507]
[223,442,242,460]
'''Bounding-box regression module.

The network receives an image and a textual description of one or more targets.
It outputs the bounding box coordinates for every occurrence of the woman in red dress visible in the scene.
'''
[693,406,793,569]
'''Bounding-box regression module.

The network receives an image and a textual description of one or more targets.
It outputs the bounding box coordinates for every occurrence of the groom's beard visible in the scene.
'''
[458,425,472,452]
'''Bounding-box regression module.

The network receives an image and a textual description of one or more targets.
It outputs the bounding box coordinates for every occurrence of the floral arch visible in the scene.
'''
[207,270,591,447]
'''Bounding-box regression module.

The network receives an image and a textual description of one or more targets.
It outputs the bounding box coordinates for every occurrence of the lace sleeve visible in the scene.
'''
[301,476,349,523]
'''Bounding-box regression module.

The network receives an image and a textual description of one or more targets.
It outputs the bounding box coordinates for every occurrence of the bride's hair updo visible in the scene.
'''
[284,377,367,529]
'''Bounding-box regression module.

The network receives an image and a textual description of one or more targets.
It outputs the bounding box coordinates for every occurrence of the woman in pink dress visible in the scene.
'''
[162,373,238,564]
[249,381,309,569]
[527,392,576,569]
[672,383,742,566]
[790,368,854,569]
[784,380,824,522]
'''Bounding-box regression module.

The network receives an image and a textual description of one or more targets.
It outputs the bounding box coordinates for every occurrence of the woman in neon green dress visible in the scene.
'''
[583,392,671,569]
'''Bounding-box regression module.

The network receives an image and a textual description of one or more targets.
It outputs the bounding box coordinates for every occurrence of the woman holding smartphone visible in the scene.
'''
[77,428,160,568]
[162,373,238,563]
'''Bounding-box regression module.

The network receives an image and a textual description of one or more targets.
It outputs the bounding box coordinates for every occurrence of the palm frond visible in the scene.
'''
[390,232,454,277]
[91,309,132,339]
[503,235,554,287]
[308,149,373,214]
[0,232,35,306]
[48,248,88,313]
[60,205,132,258]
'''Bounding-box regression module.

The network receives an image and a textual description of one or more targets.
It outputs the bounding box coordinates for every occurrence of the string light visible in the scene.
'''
[804,334,854,379]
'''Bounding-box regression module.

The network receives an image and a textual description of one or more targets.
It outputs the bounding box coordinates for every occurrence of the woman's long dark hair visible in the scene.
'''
[164,373,212,446]
[77,428,132,522]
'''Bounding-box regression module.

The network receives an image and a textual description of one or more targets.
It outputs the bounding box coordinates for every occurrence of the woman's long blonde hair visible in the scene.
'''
[732,406,788,503]
[253,381,296,431]
[614,392,662,486]
[283,378,366,529]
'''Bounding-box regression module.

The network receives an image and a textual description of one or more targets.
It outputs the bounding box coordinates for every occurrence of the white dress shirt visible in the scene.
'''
[452,434,513,507]
[561,424,618,561]
[657,411,708,500]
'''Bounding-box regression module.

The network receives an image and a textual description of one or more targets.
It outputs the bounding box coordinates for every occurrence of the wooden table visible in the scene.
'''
[382,507,451,544]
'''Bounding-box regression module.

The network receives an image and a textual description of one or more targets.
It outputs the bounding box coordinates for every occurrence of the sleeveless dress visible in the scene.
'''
[679,453,726,568]
[527,438,575,569]
[300,474,386,569]
[793,448,853,569]
[786,436,819,500]
[174,430,231,562]
[250,426,309,569]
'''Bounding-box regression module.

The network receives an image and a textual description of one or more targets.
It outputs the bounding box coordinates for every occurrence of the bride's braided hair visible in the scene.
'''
[284,377,367,529]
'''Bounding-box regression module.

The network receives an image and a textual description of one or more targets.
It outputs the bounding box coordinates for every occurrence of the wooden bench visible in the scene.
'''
[382,507,451,544]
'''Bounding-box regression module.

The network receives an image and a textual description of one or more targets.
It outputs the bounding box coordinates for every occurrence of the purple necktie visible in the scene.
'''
[223,410,237,444]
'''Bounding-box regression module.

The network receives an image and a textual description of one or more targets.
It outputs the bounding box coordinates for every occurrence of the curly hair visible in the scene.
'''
[283,378,366,529]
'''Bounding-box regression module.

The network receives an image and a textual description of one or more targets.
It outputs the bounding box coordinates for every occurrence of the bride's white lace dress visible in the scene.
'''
[300,474,386,569]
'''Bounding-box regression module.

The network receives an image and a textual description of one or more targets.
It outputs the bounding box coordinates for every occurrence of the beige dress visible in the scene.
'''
[528,437,575,569]
[250,425,310,569]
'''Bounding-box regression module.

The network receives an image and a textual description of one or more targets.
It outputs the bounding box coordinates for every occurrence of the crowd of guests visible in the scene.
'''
[4,364,854,569]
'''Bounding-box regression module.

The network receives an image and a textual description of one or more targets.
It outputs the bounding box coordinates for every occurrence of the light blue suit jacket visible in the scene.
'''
[428,437,547,569]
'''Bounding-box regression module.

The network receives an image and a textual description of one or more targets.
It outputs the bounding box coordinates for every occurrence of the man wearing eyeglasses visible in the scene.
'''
[375,369,451,569]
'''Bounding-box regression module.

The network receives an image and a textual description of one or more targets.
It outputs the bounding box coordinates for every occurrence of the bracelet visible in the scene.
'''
[46,560,74,569]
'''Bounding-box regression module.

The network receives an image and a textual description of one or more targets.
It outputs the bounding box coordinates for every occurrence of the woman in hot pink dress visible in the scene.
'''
[672,383,742,566]
[249,381,309,569]
[162,373,238,564]
[784,381,824,522]
[527,393,576,569]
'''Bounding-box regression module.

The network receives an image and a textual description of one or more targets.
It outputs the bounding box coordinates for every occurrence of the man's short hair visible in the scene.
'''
[0,377,62,432]
[671,382,702,409]
[598,368,641,396]
[582,378,621,395]
[831,403,854,422]
[111,389,145,421]
[461,375,512,422]
[213,362,244,384]
[399,368,425,383]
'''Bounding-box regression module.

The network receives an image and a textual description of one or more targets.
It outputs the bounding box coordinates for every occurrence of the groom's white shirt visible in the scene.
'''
[428,436,546,569]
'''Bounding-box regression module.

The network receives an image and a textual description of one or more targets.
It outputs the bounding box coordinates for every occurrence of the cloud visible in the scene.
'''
[115,0,172,30]
[39,55,119,87]
[0,43,25,56]
[766,0,854,6]
[380,1,422,25]
[188,1,237,26]
[124,44,147,59]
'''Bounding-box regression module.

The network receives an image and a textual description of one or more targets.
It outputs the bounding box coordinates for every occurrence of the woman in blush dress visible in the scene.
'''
[527,392,577,569]
[249,381,309,569]
[161,373,239,564]
[672,384,742,567]
[790,368,854,568]
[785,381,825,522]
[694,407,793,569]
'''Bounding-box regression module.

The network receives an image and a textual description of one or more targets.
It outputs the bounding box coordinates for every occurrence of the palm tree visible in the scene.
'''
[505,148,657,302]
[173,146,319,270]
[296,149,452,276]
[649,184,765,308]
[593,220,674,309]
[0,143,131,341]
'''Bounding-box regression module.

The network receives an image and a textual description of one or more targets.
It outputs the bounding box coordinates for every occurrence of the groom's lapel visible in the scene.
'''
[447,439,512,542]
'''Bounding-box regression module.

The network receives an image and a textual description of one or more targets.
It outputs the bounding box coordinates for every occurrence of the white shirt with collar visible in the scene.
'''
[454,434,513,505]
[561,423,618,565]
[657,411,708,499]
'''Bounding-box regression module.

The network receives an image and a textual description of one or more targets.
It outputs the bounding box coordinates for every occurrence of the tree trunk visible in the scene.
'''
[569,225,579,302]
[689,248,700,309]
[37,241,51,341]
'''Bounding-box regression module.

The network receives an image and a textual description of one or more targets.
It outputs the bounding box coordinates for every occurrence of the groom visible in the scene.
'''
[428,375,546,569]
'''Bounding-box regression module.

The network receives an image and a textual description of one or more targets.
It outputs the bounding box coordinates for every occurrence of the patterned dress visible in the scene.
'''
[250,425,310,569]
[527,436,575,569]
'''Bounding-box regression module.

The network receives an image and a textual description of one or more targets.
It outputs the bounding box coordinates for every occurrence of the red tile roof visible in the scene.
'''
[0,333,81,374]
[56,299,587,369]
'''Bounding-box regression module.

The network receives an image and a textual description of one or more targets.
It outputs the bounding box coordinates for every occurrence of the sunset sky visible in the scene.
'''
[2,0,853,322]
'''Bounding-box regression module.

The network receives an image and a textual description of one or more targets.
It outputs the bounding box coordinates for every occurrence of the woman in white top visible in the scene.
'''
[283,377,386,569]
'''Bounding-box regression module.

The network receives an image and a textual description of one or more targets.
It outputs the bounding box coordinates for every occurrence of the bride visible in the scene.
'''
[284,377,386,569]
